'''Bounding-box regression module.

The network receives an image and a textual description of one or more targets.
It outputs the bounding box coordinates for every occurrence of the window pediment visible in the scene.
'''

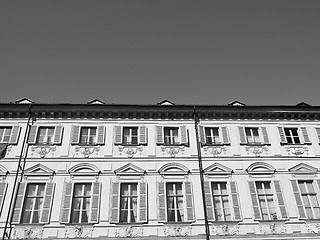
[114,163,145,175]
[289,163,318,174]
[246,162,275,174]
[204,163,233,175]
[69,163,100,176]
[158,163,189,175]
[24,163,54,176]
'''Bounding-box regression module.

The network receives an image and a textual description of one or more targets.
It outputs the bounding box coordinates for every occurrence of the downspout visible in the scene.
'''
[2,104,33,240]
[193,107,210,240]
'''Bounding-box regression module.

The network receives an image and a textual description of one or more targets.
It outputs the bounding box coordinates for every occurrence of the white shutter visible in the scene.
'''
[53,126,63,144]
[28,126,38,144]
[139,126,147,145]
[180,125,188,145]
[9,126,21,144]
[114,126,122,144]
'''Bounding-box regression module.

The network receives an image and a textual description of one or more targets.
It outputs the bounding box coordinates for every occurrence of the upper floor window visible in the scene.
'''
[164,127,179,145]
[238,126,270,145]
[28,126,63,145]
[71,125,105,145]
[199,126,230,146]
[278,126,311,145]
[123,127,138,145]
[37,127,55,144]
[0,126,20,144]
[156,126,188,146]
[114,126,147,145]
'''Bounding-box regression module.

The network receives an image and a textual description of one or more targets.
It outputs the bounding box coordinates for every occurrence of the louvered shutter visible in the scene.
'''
[0,183,7,215]
[90,182,101,223]
[60,182,73,223]
[180,126,188,145]
[96,126,105,145]
[40,182,55,223]
[198,125,206,145]
[158,182,166,222]
[248,181,261,219]
[278,127,287,144]
[315,128,320,143]
[230,181,241,220]
[300,127,311,144]
[110,182,120,223]
[273,181,287,219]
[9,126,21,144]
[53,126,63,145]
[114,126,122,144]
[139,126,147,145]
[185,182,195,221]
[139,182,147,222]
[238,127,247,144]
[290,180,306,218]
[27,126,38,144]
[221,126,230,144]
[156,126,164,144]
[71,126,80,144]
[203,181,214,221]
[12,182,27,223]
[261,127,270,145]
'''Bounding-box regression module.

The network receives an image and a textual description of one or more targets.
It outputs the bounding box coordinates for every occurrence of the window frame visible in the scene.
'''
[28,125,63,145]
[0,127,12,143]
[156,125,188,146]
[71,125,105,146]
[79,127,97,145]
[238,126,270,146]
[278,126,311,145]
[36,127,55,145]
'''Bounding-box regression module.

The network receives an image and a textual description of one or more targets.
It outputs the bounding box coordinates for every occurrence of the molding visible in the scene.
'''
[159,163,189,175]
[24,163,55,176]
[289,163,318,174]
[69,163,100,175]
[246,162,276,174]
[114,163,146,176]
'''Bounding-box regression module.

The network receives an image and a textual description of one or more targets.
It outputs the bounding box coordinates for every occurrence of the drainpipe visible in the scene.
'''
[2,104,32,240]
[193,107,210,240]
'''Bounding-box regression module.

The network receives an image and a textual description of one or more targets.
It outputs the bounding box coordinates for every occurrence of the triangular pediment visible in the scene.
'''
[289,163,318,174]
[204,163,233,175]
[246,162,275,174]
[24,164,54,176]
[115,163,145,175]
[87,98,105,105]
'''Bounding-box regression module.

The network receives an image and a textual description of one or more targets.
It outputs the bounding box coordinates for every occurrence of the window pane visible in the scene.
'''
[81,210,89,223]
[32,211,40,223]
[306,182,315,193]
[21,211,31,224]
[71,211,80,223]
[299,182,306,194]
[84,184,91,196]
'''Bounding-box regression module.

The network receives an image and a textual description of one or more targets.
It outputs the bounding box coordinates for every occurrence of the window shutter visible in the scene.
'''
[96,126,105,145]
[203,181,214,221]
[278,127,287,144]
[156,126,164,144]
[260,127,270,145]
[315,128,320,143]
[300,127,311,144]
[0,183,7,215]
[27,126,38,144]
[290,180,306,219]
[273,181,287,219]
[139,126,148,145]
[139,182,147,222]
[221,126,230,144]
[238,127,247,144]
[71,125,80,144]
[12,182,27,223]
[60,182,73,223]
[90,182,101,223]
[185,182,195,221]
[40,182,55,223]
[180,126,188,145]
[248,181,261,219]
[198,126,205,145]
[9,126,21,144]
[110,182,120,223]
[230,181,241,220]
[53,126,63,145]
[114,126,122,144]
[157,182,166,222]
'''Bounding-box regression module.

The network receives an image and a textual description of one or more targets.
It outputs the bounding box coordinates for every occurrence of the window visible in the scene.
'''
[71,183,92,223]
[211,182,231,221]
[278,126,311,145]
[205,128,221,144]
[36,127,55,144]
[245,128,261,144]
[238,126,270,145]
[71,125,105,145]
[21,183,45,223]
[164,127,179,145]
[80,127,97,145]
[114,126,147,145]
[156,126,188,146]
[284,128,300,144]
[255,181,276,220]
[120,183,138,223]
[199,126,230,145]
[123,127,138,145]
[0,127,12,143]
[166,182,184,222]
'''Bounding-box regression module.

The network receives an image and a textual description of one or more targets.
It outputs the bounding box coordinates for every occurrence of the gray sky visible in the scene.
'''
[1,0,320,105]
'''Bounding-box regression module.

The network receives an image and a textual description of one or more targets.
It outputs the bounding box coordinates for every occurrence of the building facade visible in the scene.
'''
[1,99,320,239]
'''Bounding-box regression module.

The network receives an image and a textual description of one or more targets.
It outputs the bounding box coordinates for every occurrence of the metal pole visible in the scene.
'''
[193,107,210,240]
[2,104,32,240]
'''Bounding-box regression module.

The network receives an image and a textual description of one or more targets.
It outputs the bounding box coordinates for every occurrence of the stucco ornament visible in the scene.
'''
[31,146,56,158]
[14,227,43,239]
[64,225,93,238]
[259,223,287,235]
[114,226,143,238]
[307,223,320,234]
[211,224,239,236]
[245,146,268,157]
[285,146,308,156]
[161,146,185,157]
[203,146,227,156]
[118,146,143,158]
[75,146,100,158]
[163,226,191,237]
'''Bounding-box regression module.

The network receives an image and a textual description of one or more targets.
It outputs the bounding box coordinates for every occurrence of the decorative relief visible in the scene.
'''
[163,226,191,237]
[31,146,56,158]
[285,146,309,157]
[203,146,227,157]
[14,227,43,239]
[114,227,143,238]
[64,225,94,238]
[118,146,143,158]
[245,146,268,157]
[161,146,185,158]
[211,225,239,236]
[259,223,287,235]
[75,146,100,158]
[307,223,320,234]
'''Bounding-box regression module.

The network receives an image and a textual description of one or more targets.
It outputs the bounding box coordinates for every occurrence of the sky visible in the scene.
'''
[1,0,320,106]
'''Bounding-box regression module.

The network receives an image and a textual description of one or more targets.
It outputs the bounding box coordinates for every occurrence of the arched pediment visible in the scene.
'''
[204,163,233,175]
[114,163,146,175]
[0,165,8,176]
[289,163,318,174]
[24,164,54,176]
[159,163,189,175]
[246,162,276,174]
[69,163,100,175]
